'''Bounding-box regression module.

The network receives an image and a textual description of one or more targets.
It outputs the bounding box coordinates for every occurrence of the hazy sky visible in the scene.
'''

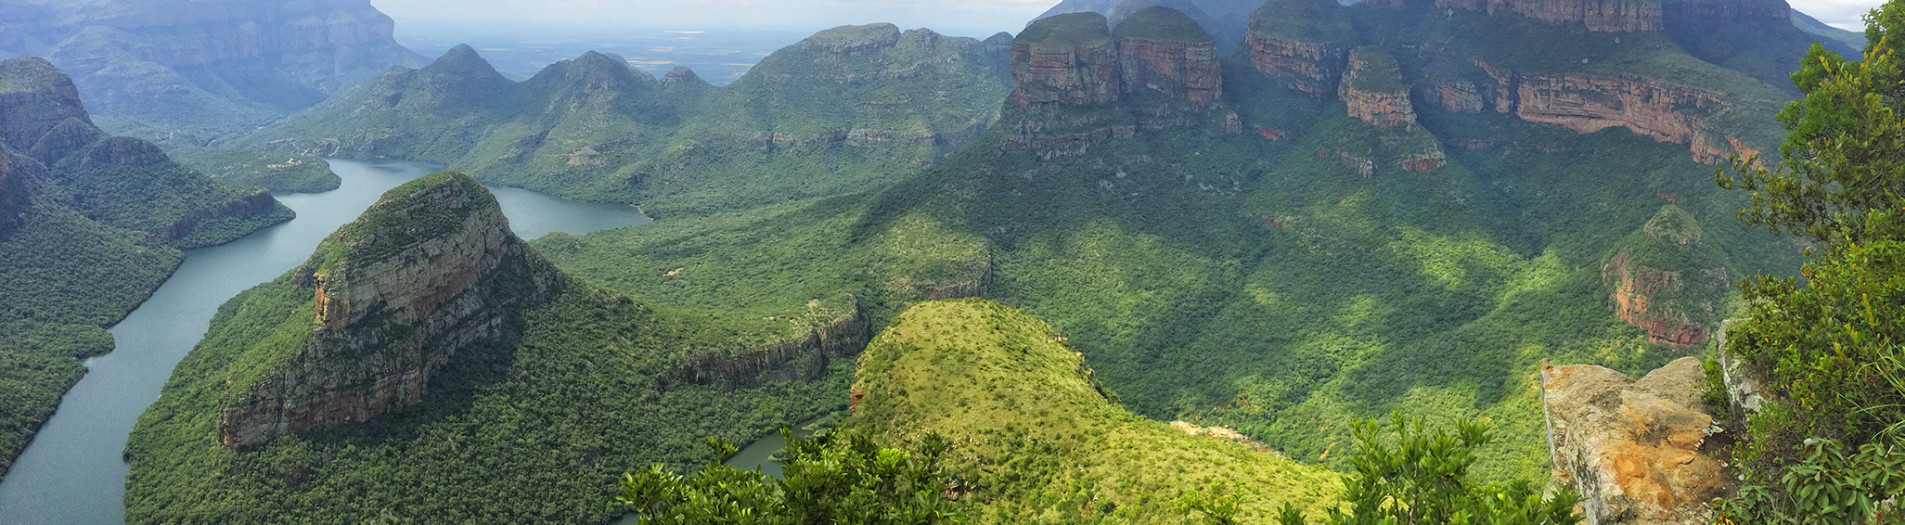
[369,0,1885,37]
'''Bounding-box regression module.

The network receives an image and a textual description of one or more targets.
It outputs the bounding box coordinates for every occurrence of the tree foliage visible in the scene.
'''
[1275,414,1580,525]
[1716,1,1905,522]
[618,431,963,525]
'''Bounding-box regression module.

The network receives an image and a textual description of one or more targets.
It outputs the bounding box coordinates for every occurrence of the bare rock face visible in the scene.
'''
[1543,358,1733,524]
[1424,79,1487,113]
[1113,7,1222,103]
[1478,60,1751,164]
[1339,46,1416,129]
[1437,0,1664,32]
[1245,0,1356,96]
[0,58,94,160]
[216,172,564,448]
[1011,13,1123,109]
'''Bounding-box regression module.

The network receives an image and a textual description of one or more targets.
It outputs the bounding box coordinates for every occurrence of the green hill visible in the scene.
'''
[850,299,1342,523]
[236,25,1013,218]
[0,57,293,484]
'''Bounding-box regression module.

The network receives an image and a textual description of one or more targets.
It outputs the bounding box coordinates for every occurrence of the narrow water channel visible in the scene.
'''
[0,159,649,524]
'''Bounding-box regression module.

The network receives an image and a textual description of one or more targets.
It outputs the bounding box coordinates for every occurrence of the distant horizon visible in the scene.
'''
[371,0,1887,38]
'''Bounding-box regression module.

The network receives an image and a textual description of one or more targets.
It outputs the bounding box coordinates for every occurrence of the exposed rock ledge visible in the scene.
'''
[1478,60,1753,164]
[1542,357,1733,524]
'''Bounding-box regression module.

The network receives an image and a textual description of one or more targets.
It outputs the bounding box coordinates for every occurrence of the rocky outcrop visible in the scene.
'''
[668,305,872,388]
[0,58,93,158]
[800,23,905,55]
[1436,0,1663,32]
[1339,47,1416,129]
[1602,206,1730,346]
[1478,60,1751,163]
[1114,7,1222,103]
[661,66,702,85]
[1245,0,1356,96]
[1423,79,1487,113]
[1011,13,1123,109]
[1542,358,1734,524]
[216,172,564,448]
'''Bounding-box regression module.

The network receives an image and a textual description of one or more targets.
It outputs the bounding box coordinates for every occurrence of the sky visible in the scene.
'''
[370,0,1886,38]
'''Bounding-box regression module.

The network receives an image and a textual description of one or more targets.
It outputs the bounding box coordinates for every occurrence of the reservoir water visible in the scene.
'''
[0,159,649,524]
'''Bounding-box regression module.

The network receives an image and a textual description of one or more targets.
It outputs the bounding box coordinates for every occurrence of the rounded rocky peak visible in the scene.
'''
[423,44,504,79]
[1113,6,1214,43]
[1248,0,1356,45]
[662,65,702,84]
[330,171,508,264]
[1017,12,1113,49]
[0,57,78,97]
[801,23,904,54]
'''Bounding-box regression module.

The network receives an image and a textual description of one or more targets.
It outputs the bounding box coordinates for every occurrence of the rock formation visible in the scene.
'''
[1437,0,1664,32]
[1661,0,1790,33]
[216,172,564,448]
[0,58,93,160]
[1114,7,1223,103]
[1478,60,1751,163]
[1542,358,1733,524]
[1339,46,1416,129]
[1602,205,1730,346]
[1011,13,1124,109]
[1246,0,1356,96]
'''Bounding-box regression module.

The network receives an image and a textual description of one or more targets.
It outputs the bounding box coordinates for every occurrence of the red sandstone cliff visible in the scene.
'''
[1339,47,1417,129]
[1477,60,1753,163]
[217,173,564,448]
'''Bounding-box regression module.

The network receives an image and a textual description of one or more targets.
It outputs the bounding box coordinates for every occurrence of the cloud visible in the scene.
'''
[1789,0,1883,30]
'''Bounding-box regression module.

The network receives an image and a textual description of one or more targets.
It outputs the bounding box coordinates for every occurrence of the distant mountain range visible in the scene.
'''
[0,0,422,145]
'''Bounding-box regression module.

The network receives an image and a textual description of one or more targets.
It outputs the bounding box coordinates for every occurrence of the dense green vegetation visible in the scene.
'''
[1275,415,1580,525]
[619,431,963,524]
[851,299,1342,523]
[235,25,1012,218]
[537,5,1804,489]
[0,350,84,486]
[1714,4,1905,520]
[0,57,295,484]
[125,276,848,524]
[166,147,341,194]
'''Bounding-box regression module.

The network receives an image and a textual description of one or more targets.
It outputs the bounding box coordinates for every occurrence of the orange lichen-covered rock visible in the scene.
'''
[1542,358,1733,524]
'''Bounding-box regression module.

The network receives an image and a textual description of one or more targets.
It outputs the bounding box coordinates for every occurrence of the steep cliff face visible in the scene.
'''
[1339,46,1416,129]
[0,147,34,240]
[1479,60,1751,163]
[0,57,93,161]
[1246,0,1357,96]
[216,172,564,448]
[1542,358,1734,524]
[1437,0,1664,32]
[1602,206,1730,346]
[1012,13,1123,109]
[1114,7,1223,103]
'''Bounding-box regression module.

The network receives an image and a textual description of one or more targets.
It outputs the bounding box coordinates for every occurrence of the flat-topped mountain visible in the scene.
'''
[239,25,1012,217]
[0,0,422,142]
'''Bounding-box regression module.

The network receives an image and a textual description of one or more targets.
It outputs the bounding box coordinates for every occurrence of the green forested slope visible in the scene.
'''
[850,299,1342,523]
[0,57,294,483]
[236,24,1012,217]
